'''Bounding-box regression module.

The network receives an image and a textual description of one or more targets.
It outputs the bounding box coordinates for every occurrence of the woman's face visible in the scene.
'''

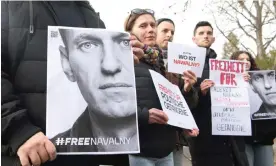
[237,53,251,71]
[131,14,156,47]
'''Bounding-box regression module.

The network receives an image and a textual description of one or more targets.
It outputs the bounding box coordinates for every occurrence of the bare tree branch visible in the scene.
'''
[262,9,271,24]
[263,17,276,25]
[236,18,257,41]
[208,7,256,55]
[239,0,257,20]
[225,1,257,29]
[263,1,276,18]
[264,32,276,50]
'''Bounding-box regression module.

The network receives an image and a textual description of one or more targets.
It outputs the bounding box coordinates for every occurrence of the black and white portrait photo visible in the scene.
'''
[248,70,276,120]
[46,26,139,154]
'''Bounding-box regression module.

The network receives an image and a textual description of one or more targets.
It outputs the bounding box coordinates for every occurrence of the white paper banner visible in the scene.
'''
[167,42,206,77]
[149,69,198,130]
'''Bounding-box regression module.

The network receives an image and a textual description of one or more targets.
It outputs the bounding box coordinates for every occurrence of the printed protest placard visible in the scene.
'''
[210,87,249,107]
[209,59,248,87]
[167,42,206,77]
[149,69,198,130]
[211,106,251,136]
[209,59,251,136]
[248,70,276,120]
[46,26,139,154]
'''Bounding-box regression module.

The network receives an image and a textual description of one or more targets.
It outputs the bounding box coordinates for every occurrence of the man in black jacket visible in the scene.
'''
[156,18,198,166]
[188,21,248,166]
[1,1,143,166]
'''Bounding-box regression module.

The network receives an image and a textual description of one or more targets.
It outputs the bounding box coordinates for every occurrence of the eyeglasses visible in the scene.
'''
[125,9,155,31]
[130,8,155,15]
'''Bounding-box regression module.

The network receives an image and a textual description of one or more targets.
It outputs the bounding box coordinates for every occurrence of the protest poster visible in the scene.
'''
[167,42,206,77]
[209,59,251,136]
[46,26,139,154]
[149,69,198,130]
[211,106,251,136]
[248,70,276,120]
[210,87,249,107]
[209,59,248,87]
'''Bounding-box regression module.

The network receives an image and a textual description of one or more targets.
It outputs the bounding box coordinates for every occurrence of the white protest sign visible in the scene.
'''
[149,69,198,130]
[211,106,251,136]
[210,87,250,107]
[209,59,248,87]
[167,42,206,77]
[209,59,251,136]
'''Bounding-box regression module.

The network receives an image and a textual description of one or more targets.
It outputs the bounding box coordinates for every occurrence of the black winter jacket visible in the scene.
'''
[1,1,128,166]
[188,49,249,166]
[134,57,198,158]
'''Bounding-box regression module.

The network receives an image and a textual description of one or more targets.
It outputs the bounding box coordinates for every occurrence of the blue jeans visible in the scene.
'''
[129,152,173,166]
[245,144,274,166]
[173,148,185,166]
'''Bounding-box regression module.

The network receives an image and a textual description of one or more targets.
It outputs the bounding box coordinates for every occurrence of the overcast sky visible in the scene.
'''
[89,0,227,58]
[89,0,276,58]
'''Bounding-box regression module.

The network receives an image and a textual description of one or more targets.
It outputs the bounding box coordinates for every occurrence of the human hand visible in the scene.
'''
[148,108,168,125]
[183,70,197,92]
[184,128,199,137]
[200,79,215,96]
[130,35,144,64]
[242,72,250,82]
[17,132,56,166]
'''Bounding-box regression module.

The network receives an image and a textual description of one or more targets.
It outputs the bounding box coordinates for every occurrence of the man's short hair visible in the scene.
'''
[59,29,68,47]
[193,21,213,35]
[157,18,175,27]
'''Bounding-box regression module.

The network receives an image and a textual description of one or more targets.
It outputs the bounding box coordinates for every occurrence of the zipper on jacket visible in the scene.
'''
[29,1,34,34]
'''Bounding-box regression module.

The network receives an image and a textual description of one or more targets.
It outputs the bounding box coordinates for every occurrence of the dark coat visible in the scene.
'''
[1,1,129,166]
[134,56,198,158]
[245,104,276,145]
[188,49,249,166]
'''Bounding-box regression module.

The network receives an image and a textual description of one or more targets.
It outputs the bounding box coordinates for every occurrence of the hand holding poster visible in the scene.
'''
[149,70,198,130]
[209,59,251,136]
[46,26,139,154]
[167,42,206,77]
[248,70,276,120]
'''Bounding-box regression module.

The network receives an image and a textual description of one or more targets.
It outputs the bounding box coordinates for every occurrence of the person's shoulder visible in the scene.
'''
[252,105,267,119]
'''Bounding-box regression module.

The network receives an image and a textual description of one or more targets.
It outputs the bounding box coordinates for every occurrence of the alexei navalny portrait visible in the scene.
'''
[249,70,276,120]
[48,27,139,154]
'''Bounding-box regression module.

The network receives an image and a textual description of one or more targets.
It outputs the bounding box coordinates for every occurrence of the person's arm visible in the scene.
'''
[137,105,168,126]
[181,84,199,110]
[178,73,199,110]
[1,1,41,155]
[137,106,149,126]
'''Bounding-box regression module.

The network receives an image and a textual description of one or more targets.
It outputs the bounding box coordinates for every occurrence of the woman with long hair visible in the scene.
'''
[230,51,275,166]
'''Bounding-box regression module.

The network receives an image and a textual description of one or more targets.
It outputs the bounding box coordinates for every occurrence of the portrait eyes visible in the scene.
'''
[78,41,98,52]
[253,75,263,82]
[268,72,275,79]
[253,72,275,82]
[118,39,130,49]
[76,37,130,52]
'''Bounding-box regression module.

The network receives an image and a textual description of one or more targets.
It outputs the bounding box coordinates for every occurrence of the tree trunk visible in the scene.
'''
[255,1,265,59]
